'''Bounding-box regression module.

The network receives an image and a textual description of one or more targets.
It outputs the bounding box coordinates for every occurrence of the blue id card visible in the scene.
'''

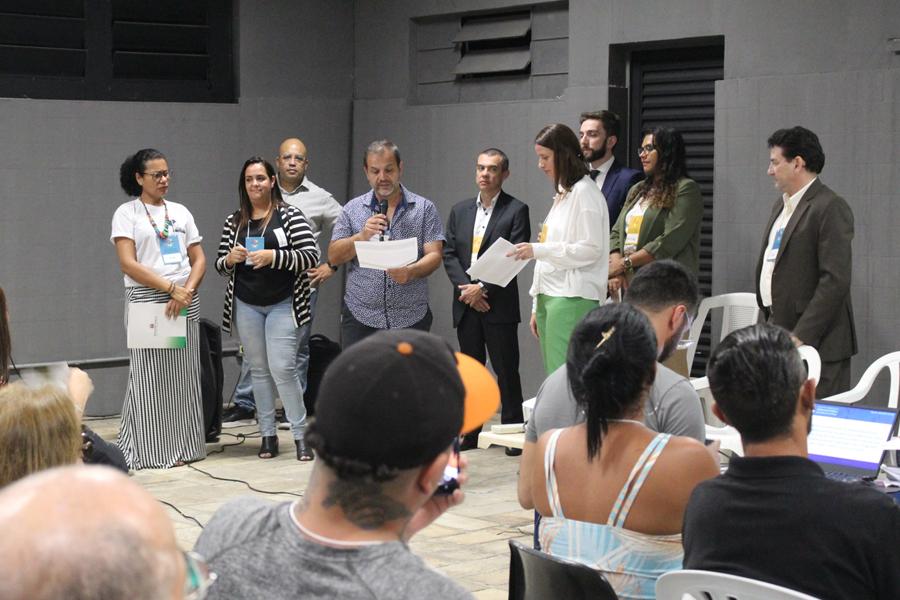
[159,236,182,265]
[245,236,265,252]
[765,227,784,262]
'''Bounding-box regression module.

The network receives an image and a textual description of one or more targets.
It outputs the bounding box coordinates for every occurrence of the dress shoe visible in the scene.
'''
[296,438,314,461]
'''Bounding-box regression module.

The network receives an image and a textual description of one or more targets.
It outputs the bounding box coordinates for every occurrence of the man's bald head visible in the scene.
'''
[0,466,185,600]
[277,137,309,189]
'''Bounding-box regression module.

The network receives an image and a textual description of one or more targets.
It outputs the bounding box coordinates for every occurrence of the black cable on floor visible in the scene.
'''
[159,499,204,529]
[187,462,304,498]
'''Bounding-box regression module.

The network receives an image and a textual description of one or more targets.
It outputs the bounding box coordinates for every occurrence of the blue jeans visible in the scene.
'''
[234,290,315,410]
[233,297,306,439]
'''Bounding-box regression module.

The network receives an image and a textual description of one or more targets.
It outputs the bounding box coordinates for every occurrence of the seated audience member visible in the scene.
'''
[528,303,718,599]
[0,285,126,472]
[0,465,212,600]
[519,259,706,510]
[195,330,500,600]
[0,382,81,487]
[683,324,900,600]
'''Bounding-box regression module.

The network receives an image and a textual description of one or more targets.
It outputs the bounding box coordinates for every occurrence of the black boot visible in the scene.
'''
[258,435,279,459]
[296,438,314,461]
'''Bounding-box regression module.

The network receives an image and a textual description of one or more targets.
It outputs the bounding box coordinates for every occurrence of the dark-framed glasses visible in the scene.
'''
[638,144,657,155]
[184,551,216,600]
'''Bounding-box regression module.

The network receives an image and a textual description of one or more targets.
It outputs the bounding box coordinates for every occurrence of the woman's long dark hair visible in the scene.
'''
[0,287,10,386]
[637,126,689,210]
[236,157,284,235]
[534,124,588,193]
[567,303,657,460]
[118,149,166,197]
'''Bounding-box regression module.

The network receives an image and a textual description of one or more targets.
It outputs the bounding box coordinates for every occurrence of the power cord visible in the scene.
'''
[187,462,304,498]
[159,499,204,529]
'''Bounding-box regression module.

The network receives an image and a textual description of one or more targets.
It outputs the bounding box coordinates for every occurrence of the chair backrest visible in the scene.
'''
[656,570,821,600]
[823,351,900,409]
[508,539,618,600]
[797,345,821,383]
[686,293,760,371]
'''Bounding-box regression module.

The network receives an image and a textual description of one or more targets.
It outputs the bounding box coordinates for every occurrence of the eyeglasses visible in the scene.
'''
[143,170,171,181]
[184,551,216,600]
[638,144,657,155]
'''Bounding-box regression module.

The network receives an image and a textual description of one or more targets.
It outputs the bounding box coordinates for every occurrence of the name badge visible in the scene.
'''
[159,236,182,265]
[273,227,288,248]
[245,236,265,252]
[766,228,784,262]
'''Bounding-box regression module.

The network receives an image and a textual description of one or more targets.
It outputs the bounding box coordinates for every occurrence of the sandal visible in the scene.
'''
[259,435,279,459]
[296,438,314,461]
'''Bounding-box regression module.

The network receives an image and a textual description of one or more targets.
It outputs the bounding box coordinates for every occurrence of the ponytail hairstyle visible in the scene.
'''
[567,303,657,460]
[0,286,10,386]
[236,157,284,235]
[118,149,166,197]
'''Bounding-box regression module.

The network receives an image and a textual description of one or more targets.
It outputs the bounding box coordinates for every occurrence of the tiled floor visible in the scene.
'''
[89,417,532,599]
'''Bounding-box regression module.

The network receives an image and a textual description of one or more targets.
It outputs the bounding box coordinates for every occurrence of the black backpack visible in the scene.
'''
[304,334,341,417]
[198,318,224,442]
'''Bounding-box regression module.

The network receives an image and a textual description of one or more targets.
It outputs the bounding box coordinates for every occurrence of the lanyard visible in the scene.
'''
[141,200,172,239]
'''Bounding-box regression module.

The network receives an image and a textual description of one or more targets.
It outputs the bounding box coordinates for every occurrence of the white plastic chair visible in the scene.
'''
[797,345,821,383]
[686,293,760,371]
[821,351,900,409]
[656,570,822,600]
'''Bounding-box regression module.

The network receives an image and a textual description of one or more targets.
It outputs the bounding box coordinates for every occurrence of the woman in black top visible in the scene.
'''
[216,157,319,460]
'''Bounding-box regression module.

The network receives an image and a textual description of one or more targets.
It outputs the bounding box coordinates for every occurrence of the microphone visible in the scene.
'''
[378,200,388,241]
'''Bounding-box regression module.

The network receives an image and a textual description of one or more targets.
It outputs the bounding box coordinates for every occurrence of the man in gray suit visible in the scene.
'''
[755,126,856,397]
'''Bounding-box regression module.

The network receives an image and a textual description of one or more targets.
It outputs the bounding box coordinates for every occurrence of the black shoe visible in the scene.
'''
[296,438,314,461]
[222,405,255,423]
[258,435,279,459]
[505,447,522,457]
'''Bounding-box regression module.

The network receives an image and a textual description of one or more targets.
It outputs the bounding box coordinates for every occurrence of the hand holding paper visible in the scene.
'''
[354,238,418,270]
[466,237,530,287]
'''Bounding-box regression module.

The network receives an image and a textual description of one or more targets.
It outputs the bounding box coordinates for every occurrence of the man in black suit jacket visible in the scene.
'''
[579,110,643,224]
[443,148,530,451]
[755,126,857,397]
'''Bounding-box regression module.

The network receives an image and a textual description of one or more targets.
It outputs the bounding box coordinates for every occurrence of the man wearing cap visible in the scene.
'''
[328,140,444,348]
[195,330,499,599]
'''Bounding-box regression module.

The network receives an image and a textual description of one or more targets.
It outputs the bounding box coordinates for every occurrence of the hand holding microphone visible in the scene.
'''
[361,200,389,241]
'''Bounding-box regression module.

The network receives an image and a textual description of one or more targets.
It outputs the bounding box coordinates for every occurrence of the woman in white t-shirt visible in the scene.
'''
[110,148,207,469]
[508,124,609,374]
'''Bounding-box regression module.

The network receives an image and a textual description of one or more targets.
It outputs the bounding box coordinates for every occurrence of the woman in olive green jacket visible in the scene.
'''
[608,127,702,296]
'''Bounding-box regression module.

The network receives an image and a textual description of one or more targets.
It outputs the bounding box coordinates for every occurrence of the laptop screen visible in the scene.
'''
[808,403,897,472]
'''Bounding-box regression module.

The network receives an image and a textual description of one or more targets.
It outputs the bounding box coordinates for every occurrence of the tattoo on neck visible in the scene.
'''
[323,479,411,530]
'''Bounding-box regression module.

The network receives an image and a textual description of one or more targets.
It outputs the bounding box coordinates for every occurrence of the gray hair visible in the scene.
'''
[363,139,401,167]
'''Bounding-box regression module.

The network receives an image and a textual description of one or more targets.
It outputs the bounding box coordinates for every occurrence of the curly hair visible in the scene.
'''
[118,149,166,197]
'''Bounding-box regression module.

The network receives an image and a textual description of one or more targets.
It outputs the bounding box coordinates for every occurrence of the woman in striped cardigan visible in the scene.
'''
[216,157,319,460]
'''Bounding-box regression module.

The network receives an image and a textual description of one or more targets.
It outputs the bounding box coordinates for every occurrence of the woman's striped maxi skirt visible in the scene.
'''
[119,286,206,469]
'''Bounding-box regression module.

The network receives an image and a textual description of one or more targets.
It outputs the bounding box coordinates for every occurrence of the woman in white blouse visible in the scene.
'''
[509,124,609,374]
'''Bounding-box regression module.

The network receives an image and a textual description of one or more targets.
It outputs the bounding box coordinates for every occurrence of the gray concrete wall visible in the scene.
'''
[352,0,900,398]
[0,0,355,415]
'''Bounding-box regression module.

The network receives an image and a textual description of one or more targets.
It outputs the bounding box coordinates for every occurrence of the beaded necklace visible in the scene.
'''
[141,199,173,239]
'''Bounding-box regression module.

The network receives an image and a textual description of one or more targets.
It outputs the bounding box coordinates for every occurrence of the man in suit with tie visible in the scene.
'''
[755,126,857,397]
[579,110,643,224]
[443,148,530,452]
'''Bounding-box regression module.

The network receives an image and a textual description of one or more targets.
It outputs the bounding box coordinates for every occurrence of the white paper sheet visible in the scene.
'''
[127,303,187,349]
[354,238,418,270]
[466,237,530,287]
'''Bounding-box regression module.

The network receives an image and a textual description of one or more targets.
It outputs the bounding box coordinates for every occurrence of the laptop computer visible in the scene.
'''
[808,401,899,483]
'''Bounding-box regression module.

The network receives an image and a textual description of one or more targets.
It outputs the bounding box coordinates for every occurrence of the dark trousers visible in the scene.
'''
[457,310,524,441]
[817,357,852,398]
[340,303,433,349]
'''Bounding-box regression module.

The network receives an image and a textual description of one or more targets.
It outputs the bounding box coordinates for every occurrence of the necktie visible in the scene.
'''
[590,169,600,181]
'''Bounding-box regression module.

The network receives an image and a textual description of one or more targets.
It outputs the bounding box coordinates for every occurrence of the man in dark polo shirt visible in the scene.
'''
[683,324,900,600]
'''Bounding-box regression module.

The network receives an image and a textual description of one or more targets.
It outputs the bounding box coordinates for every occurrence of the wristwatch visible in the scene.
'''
[623,255,633,272]
[326,262,338,272]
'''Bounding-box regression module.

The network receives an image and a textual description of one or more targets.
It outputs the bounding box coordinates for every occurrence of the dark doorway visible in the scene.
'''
[609,38,724,375]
